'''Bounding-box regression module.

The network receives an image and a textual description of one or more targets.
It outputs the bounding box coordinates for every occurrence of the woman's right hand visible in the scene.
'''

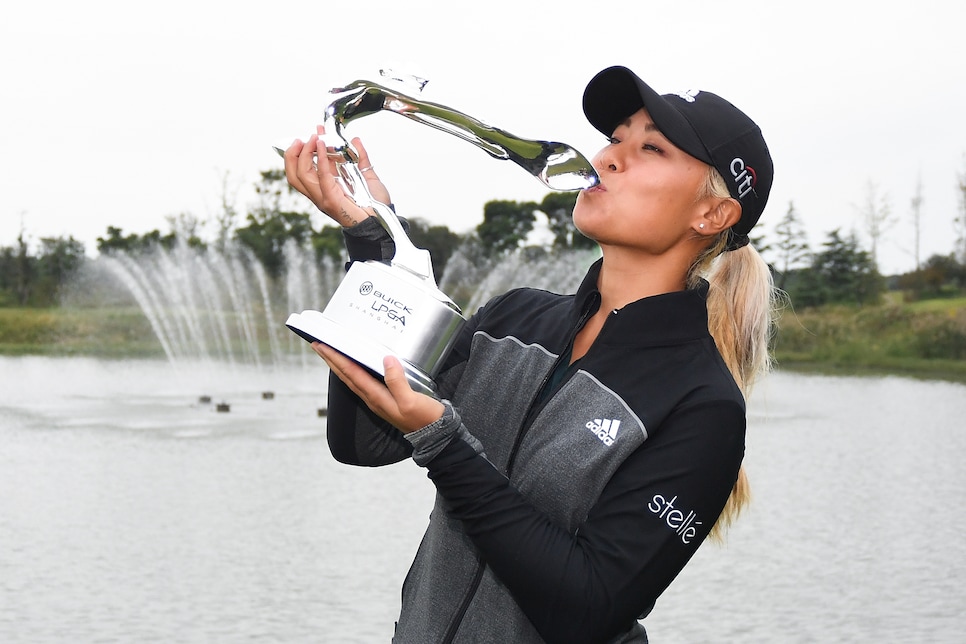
[283,127,391,228]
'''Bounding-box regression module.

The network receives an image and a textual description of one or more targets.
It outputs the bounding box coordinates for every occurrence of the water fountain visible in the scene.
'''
[86,236,599,369]
[86,71,602,371]
[90,238,337,368]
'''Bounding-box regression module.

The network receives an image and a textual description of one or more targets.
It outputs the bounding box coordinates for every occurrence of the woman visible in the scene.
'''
[284,65,776,643]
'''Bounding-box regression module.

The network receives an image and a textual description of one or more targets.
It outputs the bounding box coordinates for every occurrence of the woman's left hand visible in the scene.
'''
[313,343,445,434]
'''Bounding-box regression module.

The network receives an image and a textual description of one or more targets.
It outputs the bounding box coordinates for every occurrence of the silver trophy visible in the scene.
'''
[283,71,599,395]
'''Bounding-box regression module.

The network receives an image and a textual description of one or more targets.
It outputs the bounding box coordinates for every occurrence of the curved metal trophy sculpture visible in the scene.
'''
[283,73,599,395]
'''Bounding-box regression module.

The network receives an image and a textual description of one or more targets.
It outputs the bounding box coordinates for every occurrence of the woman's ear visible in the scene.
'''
[695,198,741,236]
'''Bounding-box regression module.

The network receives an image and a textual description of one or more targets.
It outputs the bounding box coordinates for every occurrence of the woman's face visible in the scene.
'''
[573,107,711,255]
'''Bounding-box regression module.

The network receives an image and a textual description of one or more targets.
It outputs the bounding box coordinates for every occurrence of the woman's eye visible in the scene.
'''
[643,143,663,153]
[607,136,620,145]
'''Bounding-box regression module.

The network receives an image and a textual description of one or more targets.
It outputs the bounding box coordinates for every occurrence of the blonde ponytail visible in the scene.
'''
[688,168,779,540]
[703,244,776,394]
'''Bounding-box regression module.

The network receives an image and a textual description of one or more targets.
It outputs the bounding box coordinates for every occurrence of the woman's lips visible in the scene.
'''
[584,183,605,194]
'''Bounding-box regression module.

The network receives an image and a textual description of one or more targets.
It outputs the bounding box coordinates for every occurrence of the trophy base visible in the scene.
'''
[286,310,439,396]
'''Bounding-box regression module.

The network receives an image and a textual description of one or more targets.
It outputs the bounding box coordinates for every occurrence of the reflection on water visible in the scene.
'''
[0,357,433,643]
[1,357,965,643]
[647,372,966,643]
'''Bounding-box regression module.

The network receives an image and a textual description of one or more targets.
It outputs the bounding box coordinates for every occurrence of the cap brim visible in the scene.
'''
[582,66,712,166]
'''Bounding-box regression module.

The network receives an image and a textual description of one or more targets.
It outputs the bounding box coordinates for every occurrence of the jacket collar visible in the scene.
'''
[572,258,712,347]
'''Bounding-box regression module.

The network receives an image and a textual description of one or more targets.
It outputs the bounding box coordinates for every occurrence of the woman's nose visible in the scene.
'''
[595,150,619,173]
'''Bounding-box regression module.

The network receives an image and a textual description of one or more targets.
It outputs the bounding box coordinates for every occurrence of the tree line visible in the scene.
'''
[3,167,966,309]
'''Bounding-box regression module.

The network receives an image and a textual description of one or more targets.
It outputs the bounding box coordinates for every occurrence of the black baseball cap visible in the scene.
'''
[582,66,773,250]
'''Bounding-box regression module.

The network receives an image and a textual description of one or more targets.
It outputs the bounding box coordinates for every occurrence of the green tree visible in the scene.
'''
[771,201,811,290]
[0,228,35,306]
[235,210,314,280]
[252,168,310,218]
[956,157,966,263]
[897,253,965,297]
[925,253,964,290]
[790,229,883,307]
[749,230,771,255]
[235,169,316,279]
[0,246,14,305]
[407,217,463,280]
[34,236,87,305]
[310,225,347,264]
[164,212,205,249]
[96,226,177,255]
[476,199,537,257]
[539,192,595,250]
[15,228,32,305]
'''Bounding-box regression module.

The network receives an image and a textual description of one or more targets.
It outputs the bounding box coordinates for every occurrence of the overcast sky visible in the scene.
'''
[2,0,964,275]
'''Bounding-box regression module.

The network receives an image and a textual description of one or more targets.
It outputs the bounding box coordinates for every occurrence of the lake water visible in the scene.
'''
[1,356,964,643]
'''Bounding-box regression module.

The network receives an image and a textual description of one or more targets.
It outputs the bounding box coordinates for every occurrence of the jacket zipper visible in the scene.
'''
[440,294,602,643]
[508,297,601,477]
[440,555,486,643]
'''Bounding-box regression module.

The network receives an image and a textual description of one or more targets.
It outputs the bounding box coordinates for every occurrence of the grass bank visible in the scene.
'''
[0,307,164,357]
[774,297,966,383]
[2,300,966,383]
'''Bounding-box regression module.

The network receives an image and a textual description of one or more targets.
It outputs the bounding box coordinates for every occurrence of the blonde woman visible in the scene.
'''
[285,65,776,643]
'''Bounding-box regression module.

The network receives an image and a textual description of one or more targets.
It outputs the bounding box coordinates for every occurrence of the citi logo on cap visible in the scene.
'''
[730,157,758,200]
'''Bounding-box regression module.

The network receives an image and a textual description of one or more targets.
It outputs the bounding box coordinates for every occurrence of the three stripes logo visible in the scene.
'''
[586,418,621,446]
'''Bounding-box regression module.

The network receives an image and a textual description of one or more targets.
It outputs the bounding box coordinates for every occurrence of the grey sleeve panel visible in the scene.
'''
[405,400,485,467]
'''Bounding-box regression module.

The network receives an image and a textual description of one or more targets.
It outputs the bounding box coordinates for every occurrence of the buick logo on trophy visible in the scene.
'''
[280,70,599,395]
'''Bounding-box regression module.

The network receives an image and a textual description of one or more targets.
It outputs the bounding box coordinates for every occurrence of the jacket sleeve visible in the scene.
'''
[323,217,410,465]
[405,399,745,644]
[325,305,481,465]
[325,217,479,466]
[339,215,401,267]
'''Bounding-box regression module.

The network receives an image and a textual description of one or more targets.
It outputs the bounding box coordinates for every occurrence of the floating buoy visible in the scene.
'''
[262,391,275,400]
[216,402,230,413]
[199,395,212,404]
[317,407,327,417]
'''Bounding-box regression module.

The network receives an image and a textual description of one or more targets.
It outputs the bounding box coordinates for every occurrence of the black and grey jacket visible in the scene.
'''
[327,219,746,643]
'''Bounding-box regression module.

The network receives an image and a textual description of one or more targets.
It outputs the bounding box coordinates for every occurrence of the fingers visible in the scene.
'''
[300,133,320,177]
[283,127,379,227]
[351,136,392,205]
[284,134,325,202]
[314,343,388,403]
[382,356,445,431]
[283,138,308,195]
[382,355,412,398]
[313,344,443,433]
[353,137,374,171]
[317,125,342,184]
[314,342,366,387]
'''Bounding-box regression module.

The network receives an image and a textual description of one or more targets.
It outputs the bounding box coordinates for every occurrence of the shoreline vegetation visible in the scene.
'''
[4,170,966,386]
[772,295,966,384]
[2,297,965,384]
